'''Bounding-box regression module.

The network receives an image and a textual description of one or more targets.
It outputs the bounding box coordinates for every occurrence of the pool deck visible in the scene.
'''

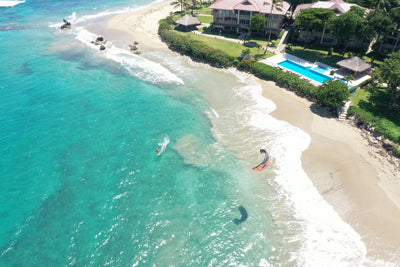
[259,53,371,88]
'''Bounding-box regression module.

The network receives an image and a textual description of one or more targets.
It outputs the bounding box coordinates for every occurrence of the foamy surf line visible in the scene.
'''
[225,70,367,265]
[50,9,183,85]
[72,27,183,85]
[0,0,24,7]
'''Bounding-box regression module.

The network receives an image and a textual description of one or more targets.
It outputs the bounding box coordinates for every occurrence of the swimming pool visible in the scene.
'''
[278,60,333,84]
[312,66,329,73]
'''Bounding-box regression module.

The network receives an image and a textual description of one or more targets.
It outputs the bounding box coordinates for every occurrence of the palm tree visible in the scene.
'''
[344,75,354,86]
[263,0,283,42]
[171,0,189,13]
[374,0,392,12]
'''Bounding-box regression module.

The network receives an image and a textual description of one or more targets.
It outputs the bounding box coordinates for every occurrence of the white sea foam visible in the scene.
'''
[158,136,169,154]
[226,70,367,266]
[72,27,183,85]
[135,46,371,265]
[0,0,24,7]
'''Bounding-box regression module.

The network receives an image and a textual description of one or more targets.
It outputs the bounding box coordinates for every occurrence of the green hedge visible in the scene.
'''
[348,106,400,144]
[250,62,318,99]
[158,18,234,67]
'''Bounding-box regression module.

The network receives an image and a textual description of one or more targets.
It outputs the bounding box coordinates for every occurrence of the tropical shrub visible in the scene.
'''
[316,80,350,110]
[348,106,400,144]
[158,18,234,67]
[251,62,281,80]
[237,59,253,71]
[250,63,318,98]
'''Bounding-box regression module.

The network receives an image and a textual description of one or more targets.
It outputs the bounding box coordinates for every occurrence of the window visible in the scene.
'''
[268,22,278,29]
[219,10,229,16]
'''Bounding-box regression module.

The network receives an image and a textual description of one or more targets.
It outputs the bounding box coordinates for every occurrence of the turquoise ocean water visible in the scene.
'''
[0,0,378,266]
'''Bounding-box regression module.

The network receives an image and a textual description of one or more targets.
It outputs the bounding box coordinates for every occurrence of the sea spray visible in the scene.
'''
[158,135,169,154]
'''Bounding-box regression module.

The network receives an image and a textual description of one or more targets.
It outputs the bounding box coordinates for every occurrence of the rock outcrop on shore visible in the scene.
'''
[129,41,141,54]
[91,36,107,50]
[61,19,71,30]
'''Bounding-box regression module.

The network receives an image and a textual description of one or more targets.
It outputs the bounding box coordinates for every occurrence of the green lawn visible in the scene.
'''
[175,31,273,59]
[285,45,345,67]
[350,87,370,107]
[196,15,213,24]
[349,85,400,144]
[286,44,384,68]
[193,7,213,15]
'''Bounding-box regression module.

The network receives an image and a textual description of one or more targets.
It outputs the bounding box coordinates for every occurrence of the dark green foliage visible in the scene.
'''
[348,105,400,143]
[250,13,266,33]
[158,18,234,67]
[348,84,400,144]
[373,51,400,107]
[330,9,369,55]
[158,17,174,34]
[241,48,251,55]
[251,62,281,80]
[250,62,318,98]
[237,59,253,71]
[316,80,350,110]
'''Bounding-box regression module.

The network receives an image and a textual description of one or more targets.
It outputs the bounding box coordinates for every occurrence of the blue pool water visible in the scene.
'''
[312,66,329,74]
[278,60,333,84]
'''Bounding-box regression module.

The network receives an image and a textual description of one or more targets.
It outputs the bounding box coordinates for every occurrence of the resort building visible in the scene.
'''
[293,0,360,17]
[209,0,290,35]
[292,0,365,46]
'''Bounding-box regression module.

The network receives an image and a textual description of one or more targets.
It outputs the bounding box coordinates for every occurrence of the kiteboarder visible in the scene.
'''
[253,149,270,171]
[233,206,248,225]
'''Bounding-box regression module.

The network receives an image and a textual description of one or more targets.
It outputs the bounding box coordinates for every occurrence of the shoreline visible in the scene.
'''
[259,80,400,261]
[89,1,400,263]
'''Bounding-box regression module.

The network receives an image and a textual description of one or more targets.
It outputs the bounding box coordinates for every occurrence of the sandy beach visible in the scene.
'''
[95,1,400,263]
[260,80,400,262]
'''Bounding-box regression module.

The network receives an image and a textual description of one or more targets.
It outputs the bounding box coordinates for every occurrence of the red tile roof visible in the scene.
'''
[209,0,290,15]
[293,0,363,17]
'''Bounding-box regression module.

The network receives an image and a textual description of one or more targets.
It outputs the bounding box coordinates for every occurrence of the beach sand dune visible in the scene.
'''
[89,2,400,263]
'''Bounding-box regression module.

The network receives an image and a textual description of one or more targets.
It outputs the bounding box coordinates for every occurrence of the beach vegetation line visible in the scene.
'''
[347,84,400,156]
[159,17,235,67]
[159,17,351,111]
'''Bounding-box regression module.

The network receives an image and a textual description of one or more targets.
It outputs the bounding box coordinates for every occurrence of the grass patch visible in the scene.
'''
[196,15,213,24]
[350,87,371,107]
[286,44,345,67]
[174,31,273,59]
[349,85,400,144]
[193,7,213,15]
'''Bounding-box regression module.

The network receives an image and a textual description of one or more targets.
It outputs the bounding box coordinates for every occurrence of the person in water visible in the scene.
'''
[156,148,161,156]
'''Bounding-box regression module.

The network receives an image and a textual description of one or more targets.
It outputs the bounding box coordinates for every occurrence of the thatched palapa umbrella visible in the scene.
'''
[337,56,371,76]
[175,14,201,31]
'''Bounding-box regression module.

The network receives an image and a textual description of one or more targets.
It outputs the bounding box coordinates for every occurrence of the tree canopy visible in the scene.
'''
[373,51,400,107]
[330,9,368,55]
[317,80,350,110]
[250,13,266,33]
[296,8,336,46]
